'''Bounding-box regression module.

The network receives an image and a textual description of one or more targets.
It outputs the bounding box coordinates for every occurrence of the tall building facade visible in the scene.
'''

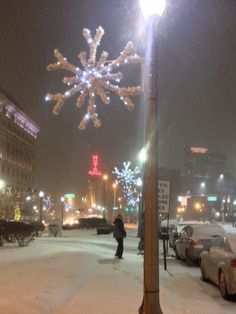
[184,146,227,194]
[0,88,40,219]
[180,146,236,221]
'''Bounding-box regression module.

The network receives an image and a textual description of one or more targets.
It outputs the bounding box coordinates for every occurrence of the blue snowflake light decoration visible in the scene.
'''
[113,161,141,207]
[42,195,54,210]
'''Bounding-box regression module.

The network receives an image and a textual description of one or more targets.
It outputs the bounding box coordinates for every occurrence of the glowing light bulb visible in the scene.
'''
[139,0,166,19]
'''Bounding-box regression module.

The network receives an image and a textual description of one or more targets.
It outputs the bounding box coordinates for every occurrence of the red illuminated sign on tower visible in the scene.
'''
[88,155,102,177]
[190,147,208,154]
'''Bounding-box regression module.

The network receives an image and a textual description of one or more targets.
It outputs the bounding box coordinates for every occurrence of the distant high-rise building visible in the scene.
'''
[183,146,227,194]
[0,87,40,219]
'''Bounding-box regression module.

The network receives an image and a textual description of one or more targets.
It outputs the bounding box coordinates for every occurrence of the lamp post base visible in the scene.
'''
[139,293,163,314]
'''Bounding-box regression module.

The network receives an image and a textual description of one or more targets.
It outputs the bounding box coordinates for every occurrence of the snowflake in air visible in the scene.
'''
[46,26,142,129]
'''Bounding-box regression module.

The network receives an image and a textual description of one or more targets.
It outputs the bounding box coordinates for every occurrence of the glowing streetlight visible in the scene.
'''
[0,179,5,190]
[139,0,166,19]
[38,191,44,222]
[139,0,166,313]
[200,182,206,188]
[138,147,147,164]
[194,202,201,210]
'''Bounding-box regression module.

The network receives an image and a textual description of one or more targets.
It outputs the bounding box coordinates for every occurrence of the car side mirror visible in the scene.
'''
[206,245,211,252]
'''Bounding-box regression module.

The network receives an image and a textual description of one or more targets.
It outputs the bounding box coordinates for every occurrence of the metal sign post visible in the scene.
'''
[158,180,170,271]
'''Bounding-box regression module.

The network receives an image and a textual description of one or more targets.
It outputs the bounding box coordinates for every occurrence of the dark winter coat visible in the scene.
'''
[113,217,126,238]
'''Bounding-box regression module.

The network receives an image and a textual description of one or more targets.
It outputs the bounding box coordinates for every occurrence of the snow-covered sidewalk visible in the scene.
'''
[0,226,235,314]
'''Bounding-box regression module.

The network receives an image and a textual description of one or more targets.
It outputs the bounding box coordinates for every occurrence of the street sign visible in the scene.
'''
[64,194,75,199]
[158,181,170,214]
[113,206,118,210]
[207,196,217,202]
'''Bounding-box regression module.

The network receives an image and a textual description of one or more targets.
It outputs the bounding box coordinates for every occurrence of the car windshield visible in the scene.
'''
[192,225,225,238]
[177,223,203,233]
[227,234,236,253]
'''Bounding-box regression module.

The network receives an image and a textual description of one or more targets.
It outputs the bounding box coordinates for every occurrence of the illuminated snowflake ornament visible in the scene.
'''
[113,161,141,207]
[42,195,54,210]
[46,26,141,129]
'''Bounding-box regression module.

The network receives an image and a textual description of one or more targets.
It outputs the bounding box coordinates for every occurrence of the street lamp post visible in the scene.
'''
[112,183,117,207]
[112,183,117,220]
[61,197,65,225]
[102,174,108,219]
[136,177,143,238]
[25,195,31,220]
[139,1,165,313]
[38,191,44,222]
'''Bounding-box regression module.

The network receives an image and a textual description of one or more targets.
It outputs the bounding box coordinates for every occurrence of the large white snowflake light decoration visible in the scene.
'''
[46,26,141,129]
[113,161,141,207]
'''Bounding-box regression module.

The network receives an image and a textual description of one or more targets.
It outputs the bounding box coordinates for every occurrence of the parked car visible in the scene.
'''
[169,221,205,250]
[159,219,178,240]
[200,233,236,299]
[175,223,225,265]
[77,218,107,229]
[75,217,114,234]
[97,222,114,235]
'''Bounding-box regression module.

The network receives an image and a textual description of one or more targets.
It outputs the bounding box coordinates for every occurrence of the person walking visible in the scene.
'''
[113,214,126,259]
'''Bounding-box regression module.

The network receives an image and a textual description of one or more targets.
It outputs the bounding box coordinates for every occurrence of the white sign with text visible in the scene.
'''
[158,180,170,214]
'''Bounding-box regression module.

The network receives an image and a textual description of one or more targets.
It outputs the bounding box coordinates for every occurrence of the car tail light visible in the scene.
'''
[189,239,198,246]
[230,259,236,268]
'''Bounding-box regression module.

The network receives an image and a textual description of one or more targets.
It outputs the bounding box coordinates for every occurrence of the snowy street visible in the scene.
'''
[0,226,236,314]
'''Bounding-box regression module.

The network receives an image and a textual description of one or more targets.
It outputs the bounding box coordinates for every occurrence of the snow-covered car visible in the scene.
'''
[169,221,203,249]
[159,219,177,240]
[175,223,225,265]
[200,233,236,299]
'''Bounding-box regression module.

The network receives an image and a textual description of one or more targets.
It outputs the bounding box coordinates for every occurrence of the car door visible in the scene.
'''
[205,237,225,284]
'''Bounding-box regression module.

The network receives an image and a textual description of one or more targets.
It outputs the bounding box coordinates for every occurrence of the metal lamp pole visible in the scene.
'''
[112,183,117,221]
[112,183,117,207]
[102,174,108,219]
[61,197,65,225]
[38,191,44,223]
[136,177,143,238]
[138,1,165,313]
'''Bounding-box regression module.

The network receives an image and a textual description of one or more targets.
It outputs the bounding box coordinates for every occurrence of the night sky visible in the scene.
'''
[1,0,236,199]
